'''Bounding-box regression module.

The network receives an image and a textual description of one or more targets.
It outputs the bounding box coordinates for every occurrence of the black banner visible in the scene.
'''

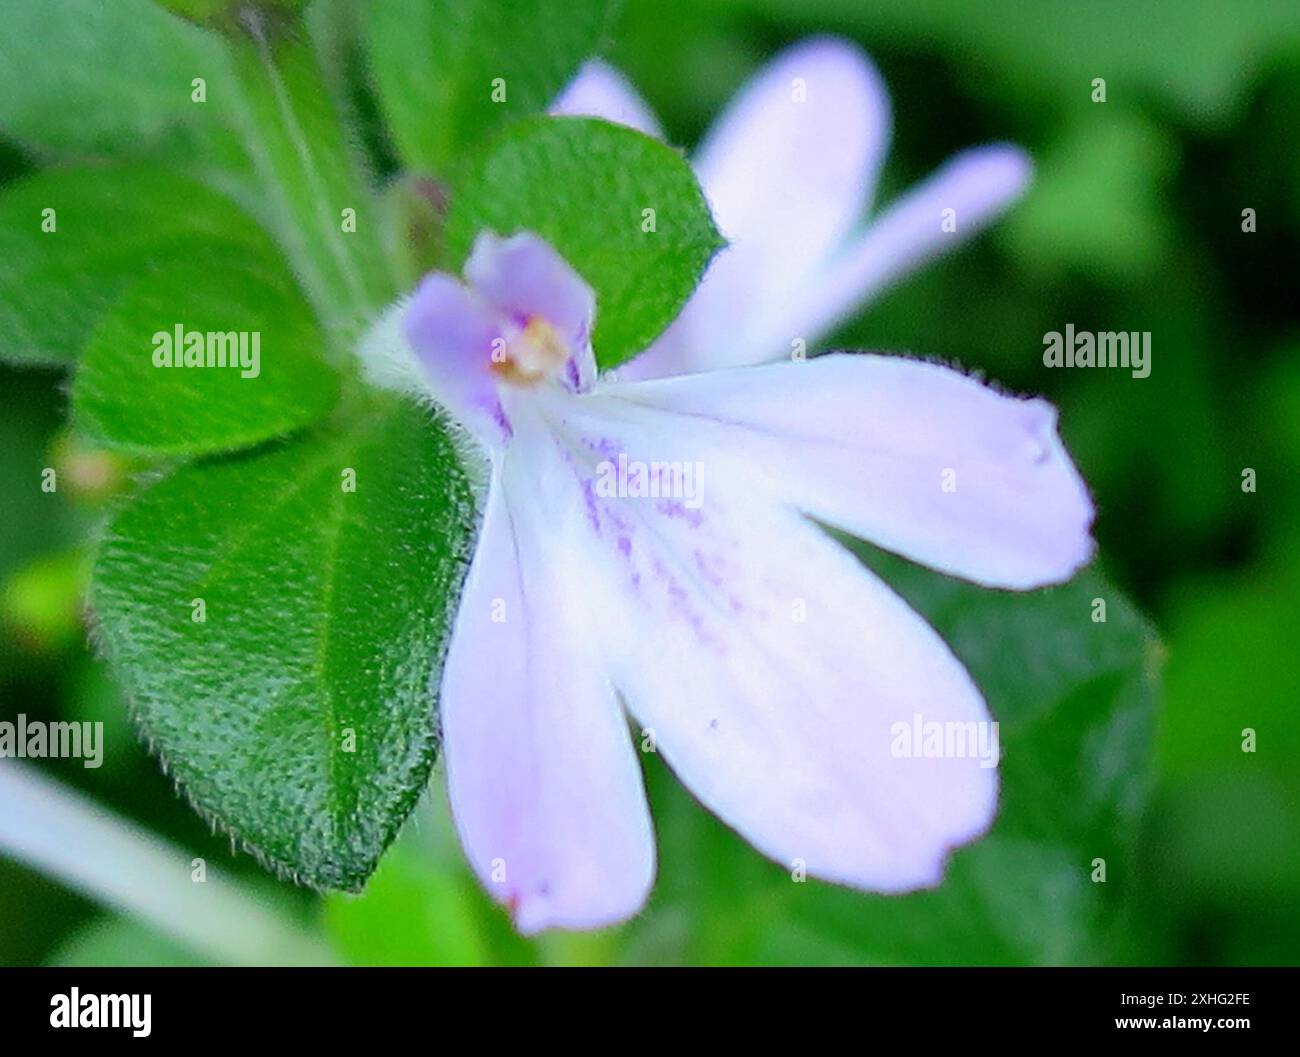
[0,966,1293,1044]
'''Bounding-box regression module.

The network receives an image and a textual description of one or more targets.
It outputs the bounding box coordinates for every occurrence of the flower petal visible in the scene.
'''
[692,36,890,292]
[440,448,655,934]
[551,60,663,138]
[403,272,506,443]
[605,352,1093,589]
[782,145,1032,350]
[546,393,997,890]
[464,232,595,345]
[624,37,890,379]
[464,231,597,389]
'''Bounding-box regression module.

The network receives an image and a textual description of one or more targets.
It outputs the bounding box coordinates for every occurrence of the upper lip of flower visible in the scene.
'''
[400,230,599,448]
[553,36,1032,381]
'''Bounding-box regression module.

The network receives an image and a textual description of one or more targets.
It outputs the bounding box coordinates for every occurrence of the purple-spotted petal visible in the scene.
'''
[542,393,996,890]
[551,60,663,138]
[605,353,1093,589]
[403,272,505,441]
[440,449,656,934]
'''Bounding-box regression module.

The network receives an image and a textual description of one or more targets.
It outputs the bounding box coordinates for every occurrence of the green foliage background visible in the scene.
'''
[1,0,1298,965]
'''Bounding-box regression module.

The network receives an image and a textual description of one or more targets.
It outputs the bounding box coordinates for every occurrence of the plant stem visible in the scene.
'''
[224,10,395,349]
[0,761,334,966]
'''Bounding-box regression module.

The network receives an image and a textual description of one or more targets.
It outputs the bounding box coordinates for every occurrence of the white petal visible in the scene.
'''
[624,37,890,380]
[440,443,655,934]
[605,353,1093,590]
[626,144,1030,381]
[692,36,890,295]
[778,145,1032,350]
[547,392,998,891]
[551,60,664,138]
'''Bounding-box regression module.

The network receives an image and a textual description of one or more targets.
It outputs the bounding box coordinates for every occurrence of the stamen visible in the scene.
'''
[491,316,571,386]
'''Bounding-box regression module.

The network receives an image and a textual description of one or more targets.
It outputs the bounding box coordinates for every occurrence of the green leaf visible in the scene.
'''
[0,166,285,367]
[1151,550,1300,902]
[446,117,723,370]
[0,2,398,342]
[0,0,243,162]
[366,0,620,174]
[635,552,1160,966]
[91,397,475,891]
[72,254,339,457]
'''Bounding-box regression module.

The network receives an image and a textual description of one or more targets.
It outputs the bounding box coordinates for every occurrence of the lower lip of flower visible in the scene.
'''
[491,316,571,386]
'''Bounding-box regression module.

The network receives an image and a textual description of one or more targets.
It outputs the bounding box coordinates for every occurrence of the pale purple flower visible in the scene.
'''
[367,37,1088,934]
[390,225,1094,934]
[552,37,1033,379]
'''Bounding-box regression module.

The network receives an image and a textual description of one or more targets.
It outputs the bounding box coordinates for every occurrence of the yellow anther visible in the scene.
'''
[491,316,570,385]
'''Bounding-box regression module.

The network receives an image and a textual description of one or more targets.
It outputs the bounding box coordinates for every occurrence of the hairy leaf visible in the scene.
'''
[92,397,475,890]
[446,117,723,369]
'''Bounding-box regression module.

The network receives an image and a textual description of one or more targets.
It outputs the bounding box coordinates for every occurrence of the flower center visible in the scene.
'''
[491,316,572,387]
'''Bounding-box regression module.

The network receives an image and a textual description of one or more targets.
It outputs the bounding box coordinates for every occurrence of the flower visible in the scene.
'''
[552,37,1033,379]
[393,228,1093,935]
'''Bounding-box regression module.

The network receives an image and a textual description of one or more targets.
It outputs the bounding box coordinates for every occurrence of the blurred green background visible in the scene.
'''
[2,0,1298,966]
